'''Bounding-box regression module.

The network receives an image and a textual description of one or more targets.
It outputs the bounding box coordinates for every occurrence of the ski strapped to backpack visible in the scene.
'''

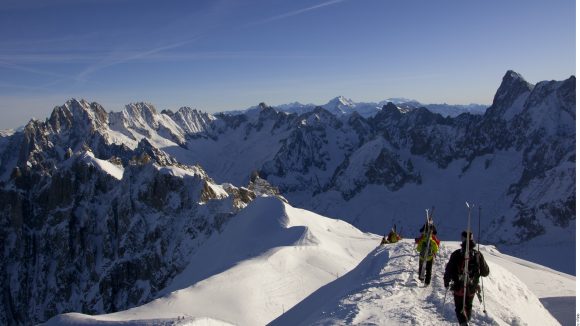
[462,202,472,319]
[419,207,435,281]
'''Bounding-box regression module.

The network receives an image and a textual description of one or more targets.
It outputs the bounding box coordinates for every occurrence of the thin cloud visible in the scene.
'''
[0,53,102,64]
[249,0,348,26]
[2,0,349,83]
[76,36,203,81]
[0,60,75,80]
[0,50,330,65]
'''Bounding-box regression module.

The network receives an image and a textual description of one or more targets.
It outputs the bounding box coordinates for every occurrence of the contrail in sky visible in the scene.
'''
[76,36,203,81]
[250,0,348,25]
[78,0,348,80]
[1,1,349,82]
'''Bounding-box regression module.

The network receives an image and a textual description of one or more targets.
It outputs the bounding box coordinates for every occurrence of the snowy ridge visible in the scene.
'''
[166,107,216,135]
[271,241,561,325]
[80,151,124,180]
[44,197,379,325]
[43,197,572,326]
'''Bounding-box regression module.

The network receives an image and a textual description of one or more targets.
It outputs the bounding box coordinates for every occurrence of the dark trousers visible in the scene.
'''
[418,259,433,284]
[453,294,475,324]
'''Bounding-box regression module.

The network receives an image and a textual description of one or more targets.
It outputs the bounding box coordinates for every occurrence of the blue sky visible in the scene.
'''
[0,0,575,128]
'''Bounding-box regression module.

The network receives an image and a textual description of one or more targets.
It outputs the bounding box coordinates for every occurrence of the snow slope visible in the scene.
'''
[43,197,573,326]
[271,241,570,326]
[80,151,124,180]
[44,197,378,325]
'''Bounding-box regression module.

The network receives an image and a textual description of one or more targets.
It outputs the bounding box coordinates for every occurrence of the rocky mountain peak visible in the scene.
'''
[134,138,176,166]
[296,106,341,128]
[166,107,215,135]
[382,102,400,113]
[327,96,355,107]
[49,98,108,132]
[248,171,286,201]
[322,96,356,115]
[175,106,201,116]
[488,70,534,119]
[123,102,159,126]
[371,102,403,127]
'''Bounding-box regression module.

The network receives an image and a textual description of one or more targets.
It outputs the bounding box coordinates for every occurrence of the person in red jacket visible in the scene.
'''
[443,231,490,326]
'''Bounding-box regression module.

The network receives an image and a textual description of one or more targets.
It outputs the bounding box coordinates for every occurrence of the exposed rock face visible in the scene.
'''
[190,71,574,261]
[0,105,260,325]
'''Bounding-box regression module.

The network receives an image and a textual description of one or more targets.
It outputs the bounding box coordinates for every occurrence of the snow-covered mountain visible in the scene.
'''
[223,96,487,118]
[0,70,574,324]
[0,108,279,324]
[191,71,574,273]
[43,197,574,326]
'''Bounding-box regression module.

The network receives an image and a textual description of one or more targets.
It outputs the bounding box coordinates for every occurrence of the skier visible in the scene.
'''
[443,231,490,325]
[415,230,439,285]
[387,227,401,243]
[380,226,401,244]
[415,217,440,245]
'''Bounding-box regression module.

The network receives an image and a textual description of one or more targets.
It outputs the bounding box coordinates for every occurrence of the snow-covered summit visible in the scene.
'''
[322,95,356,114]
[49,98,109,132]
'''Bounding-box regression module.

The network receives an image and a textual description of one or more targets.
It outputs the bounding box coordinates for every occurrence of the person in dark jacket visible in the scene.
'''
[443,231,490,325]
[419,217,437,235]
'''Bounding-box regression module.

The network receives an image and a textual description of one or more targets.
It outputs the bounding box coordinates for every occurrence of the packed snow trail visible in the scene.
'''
[270,239,559,325]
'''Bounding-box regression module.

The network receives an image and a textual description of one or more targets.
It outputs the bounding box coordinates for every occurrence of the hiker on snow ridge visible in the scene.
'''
[443,231,490,326]
[380,226,401,244]
[387,227,401,243]
[419,217,437,235]
[415,229,439,285]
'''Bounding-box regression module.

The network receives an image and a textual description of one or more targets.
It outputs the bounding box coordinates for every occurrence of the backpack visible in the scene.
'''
[454,250,485,295]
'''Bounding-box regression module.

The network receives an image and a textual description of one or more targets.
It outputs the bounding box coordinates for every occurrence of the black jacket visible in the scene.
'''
[419,223,437,235]
[443,241,489,295]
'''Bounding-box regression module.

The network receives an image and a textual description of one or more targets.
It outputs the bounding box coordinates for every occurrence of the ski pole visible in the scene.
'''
[442,284,450,308]
[481,279,487,313]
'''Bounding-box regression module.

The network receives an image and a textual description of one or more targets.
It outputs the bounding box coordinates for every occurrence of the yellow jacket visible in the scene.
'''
[416,236,439,261]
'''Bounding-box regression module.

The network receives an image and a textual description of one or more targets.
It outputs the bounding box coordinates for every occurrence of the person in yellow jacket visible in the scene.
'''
[387,228,401,243]
[416,233,439,285]
[380,226,402,245]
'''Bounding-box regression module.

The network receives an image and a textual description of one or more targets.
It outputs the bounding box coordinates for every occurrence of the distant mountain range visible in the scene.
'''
[224,95,488,118]
[0,70,574,324]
